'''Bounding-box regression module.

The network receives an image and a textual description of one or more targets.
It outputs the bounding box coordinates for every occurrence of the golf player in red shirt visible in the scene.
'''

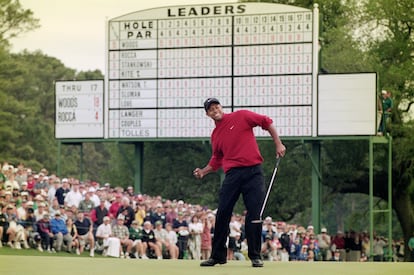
[194,98,286,267]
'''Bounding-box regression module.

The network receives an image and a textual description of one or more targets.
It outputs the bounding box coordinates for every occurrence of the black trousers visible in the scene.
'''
[211,164,265,261]
[177,236,188,259]
[39,232,54,249]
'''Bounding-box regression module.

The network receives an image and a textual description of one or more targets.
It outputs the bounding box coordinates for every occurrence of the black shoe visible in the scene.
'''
[200,258,227,267]
[251,259,264,267]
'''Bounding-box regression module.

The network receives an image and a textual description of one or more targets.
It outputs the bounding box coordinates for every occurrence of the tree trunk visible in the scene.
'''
[393,190,414,262]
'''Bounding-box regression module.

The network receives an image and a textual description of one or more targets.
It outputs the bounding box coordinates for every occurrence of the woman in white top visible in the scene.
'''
[188,215,203,260]
[165,223,179,259]
[96,216,120,257]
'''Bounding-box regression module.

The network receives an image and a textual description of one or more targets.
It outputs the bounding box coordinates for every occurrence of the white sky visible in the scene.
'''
[11,0,236,72]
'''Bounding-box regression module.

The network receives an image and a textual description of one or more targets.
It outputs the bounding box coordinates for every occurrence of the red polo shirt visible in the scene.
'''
[208,110,273,173]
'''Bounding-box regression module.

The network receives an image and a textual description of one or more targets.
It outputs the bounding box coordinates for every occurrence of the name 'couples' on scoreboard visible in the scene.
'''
[108,4,315,138]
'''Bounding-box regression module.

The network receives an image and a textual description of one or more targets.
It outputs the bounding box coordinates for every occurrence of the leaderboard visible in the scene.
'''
[55,80,104,139]
[107,2,317,139]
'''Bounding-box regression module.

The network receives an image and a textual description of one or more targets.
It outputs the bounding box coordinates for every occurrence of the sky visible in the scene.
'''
[11,0,236,72]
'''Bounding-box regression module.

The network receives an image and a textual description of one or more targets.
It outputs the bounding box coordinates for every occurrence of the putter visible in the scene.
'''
[251,158,281,224]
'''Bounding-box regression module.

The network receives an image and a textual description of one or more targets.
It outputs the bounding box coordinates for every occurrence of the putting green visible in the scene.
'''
[0,255,412,275]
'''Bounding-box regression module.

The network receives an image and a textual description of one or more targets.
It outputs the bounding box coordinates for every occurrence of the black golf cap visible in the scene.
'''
[204,98,220,111]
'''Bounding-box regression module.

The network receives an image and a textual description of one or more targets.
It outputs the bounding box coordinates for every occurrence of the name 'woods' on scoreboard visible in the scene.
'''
[107,3,317,139]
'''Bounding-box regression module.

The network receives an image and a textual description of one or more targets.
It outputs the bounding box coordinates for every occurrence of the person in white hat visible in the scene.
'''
[33,173,48,196]
[96,216,121,257]
[64,180,82,208]
[47,178,61,204]
[4,172,19,191]
[16,200,29,221]
[112,214,133,258]
[78,191,95,214]
[378,89,393,135]
[141,220,163,260]
[317,227,331,261]
[88,187,100,207]
[34,202,48,221]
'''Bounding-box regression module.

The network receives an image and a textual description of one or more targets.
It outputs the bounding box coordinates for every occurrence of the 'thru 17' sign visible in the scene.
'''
[55,80,104,139]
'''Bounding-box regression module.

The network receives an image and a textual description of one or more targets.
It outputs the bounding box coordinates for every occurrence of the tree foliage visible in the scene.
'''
[360,0,414,261]
[0,0,39,47]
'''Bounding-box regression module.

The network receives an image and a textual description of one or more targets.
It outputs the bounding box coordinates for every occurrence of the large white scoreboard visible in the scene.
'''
[106,2,319,139]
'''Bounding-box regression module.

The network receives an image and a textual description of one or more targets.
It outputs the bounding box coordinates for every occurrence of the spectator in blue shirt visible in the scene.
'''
[289,237,301,261]
[50,212,72,252]
[298,244,309,261]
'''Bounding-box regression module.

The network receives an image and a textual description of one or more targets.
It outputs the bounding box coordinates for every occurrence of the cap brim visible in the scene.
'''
[204,98,220,111]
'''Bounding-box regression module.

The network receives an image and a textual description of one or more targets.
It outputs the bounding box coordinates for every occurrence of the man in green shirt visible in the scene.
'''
[378,90,393,135]
[129,220,145,258]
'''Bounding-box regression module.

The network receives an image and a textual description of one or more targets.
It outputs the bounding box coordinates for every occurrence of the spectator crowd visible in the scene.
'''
[0,162,407,261]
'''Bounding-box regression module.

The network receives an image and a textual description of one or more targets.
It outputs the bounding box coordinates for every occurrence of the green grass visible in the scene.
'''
[0,246,95,258]
[0,247,413,275]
